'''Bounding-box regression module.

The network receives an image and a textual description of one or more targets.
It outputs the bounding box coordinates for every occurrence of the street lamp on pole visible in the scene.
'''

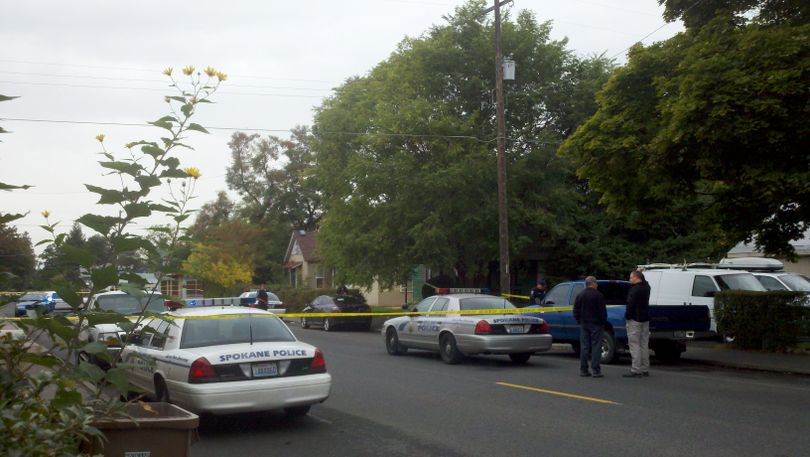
[482,0,512,295]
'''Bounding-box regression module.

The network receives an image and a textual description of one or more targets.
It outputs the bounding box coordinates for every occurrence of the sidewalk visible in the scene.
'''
[682,341,810,375]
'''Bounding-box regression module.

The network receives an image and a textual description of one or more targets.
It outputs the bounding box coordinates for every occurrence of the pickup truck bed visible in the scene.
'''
[523,280,711,363]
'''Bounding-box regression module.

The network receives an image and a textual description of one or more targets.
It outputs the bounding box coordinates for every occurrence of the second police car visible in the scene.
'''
[382,292,553,364]
[119,306,331,416]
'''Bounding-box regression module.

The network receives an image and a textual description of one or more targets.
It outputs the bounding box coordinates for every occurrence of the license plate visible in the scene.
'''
[506,325,528,334]
[252,362,279,377]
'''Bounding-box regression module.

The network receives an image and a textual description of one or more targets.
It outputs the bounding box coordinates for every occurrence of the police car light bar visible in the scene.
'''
[435,288,491,295]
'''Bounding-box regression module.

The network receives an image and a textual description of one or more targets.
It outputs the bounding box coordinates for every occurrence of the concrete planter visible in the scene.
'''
[83,402,199,457]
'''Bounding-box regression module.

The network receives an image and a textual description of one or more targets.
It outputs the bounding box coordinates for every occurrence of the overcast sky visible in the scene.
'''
[1,0,683,253]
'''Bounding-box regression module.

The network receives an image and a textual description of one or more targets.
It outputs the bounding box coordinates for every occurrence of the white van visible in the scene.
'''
[641,268,766,332]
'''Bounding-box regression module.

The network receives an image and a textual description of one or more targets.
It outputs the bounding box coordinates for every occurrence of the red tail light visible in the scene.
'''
[529,321,550,334]
[474,320,492,334]
[310,349,326,373]
[436,288,450,294]
[539,321,549,333]
[189,357,218,383]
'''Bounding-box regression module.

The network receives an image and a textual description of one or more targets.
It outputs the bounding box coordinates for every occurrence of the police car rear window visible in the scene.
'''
[459,297,515,310]
[180,316,296,349]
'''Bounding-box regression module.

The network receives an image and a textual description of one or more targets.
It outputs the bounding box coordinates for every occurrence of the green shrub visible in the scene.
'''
[715,290,809,351]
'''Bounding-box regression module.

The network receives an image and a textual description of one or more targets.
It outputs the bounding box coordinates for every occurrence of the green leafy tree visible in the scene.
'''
[182,241,254,296]
[312,1,615,287]
[561,2,810,259]
[0,223,36,290]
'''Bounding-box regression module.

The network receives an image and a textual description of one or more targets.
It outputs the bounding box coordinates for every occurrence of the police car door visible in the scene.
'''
[401,296,436,348]
[134,319,171,389]
[420,297,449,351]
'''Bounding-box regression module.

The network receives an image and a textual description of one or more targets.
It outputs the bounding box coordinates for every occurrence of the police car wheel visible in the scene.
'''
[301,317,310,329]
[155,376,170,403]
[386,328,407,355]
[284,405,311,417]
[509,353,532,364]
[439,334,464,364]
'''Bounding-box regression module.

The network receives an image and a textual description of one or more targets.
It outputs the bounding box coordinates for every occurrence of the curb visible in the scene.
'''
[679,355,810,376]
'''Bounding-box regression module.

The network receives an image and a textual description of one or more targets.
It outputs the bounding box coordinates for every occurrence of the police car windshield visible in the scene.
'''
[95,294,164,315]
[180,316,296,349]
[459,297,515,311]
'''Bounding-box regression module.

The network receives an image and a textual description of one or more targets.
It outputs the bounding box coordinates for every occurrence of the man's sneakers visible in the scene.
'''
[622,371,646,378]
[580,371,591,377]
[592,372,604,378]
[581,371,604,378]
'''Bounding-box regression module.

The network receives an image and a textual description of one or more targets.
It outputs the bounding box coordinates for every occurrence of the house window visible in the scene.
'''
[185,278,203,298]
[316,266,325,289]
[161,278,180,298]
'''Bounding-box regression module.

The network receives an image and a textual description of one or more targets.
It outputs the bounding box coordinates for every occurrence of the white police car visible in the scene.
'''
[120,306,331,416]
[382,293,553,364]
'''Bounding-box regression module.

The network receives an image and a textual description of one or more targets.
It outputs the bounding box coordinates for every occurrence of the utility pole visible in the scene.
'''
[482,0,511,295]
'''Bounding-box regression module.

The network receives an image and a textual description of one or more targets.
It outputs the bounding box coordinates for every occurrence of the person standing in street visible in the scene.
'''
[529,280,548,305]
[624,270,651,377]
[256,285,269,311]
[573,276,607,377]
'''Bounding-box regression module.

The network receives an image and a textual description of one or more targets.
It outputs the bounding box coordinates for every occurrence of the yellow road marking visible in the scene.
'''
[496,381,621,405]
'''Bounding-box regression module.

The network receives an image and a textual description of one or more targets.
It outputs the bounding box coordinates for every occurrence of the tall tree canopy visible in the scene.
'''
[0,223,35,290]
[562,1,810,259]
[312,1,618,287]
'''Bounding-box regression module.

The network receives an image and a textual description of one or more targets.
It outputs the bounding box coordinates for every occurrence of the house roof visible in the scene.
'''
[284,230,320,266]
[727,230,810,257]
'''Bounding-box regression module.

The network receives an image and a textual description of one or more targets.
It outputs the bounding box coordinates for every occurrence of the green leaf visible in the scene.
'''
[20,352,62,368]
[159,168,188,179]
[124,202,152,219]
[105,367,132,394]
[54,284,82,308]
[120,272,147,287]
[78,214,119,235]
[173,214,190,223]
[51,389,83,410]
[149,203,176,213]
[91,266,119,290]
[80,341,110,355]
[114,237,155,254]
[141,145,165,158]
[61,244,96,267]
[181,103,194,117]
[165,96,186,103]
[78,360,107,382]
[0,212,27,224]
[85,184,127,204]
[162,156,180,169]
[0,95,20,102]
[187,122,209,134]
[99,161,142,176]
[0,182,32,191]
[135,175,161,190]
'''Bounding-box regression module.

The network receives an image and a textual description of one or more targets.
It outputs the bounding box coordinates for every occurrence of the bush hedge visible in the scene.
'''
[714,290,809,351]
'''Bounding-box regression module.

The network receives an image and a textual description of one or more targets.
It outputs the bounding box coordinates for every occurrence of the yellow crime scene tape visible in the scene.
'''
[1,305,575,321]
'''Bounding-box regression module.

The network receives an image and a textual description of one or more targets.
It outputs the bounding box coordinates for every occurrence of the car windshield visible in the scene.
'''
[180,315,296,348]
[780,274,810,292]
[19,293,47,301]
[95,294,164,315]
[459,296,515,311]
[267,292,280,301]
[715,274,766,291]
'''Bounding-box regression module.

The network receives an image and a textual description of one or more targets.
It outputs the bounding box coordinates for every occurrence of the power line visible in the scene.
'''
[0,80,328,99]
[3,117,560,145]
[608,0,705,60]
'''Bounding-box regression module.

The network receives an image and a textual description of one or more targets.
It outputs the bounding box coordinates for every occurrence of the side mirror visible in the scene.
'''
[544,300,555,305]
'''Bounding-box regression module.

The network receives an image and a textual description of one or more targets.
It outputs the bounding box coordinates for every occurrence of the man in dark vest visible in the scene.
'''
[573,276,607,377]
[624,270,651,377]
[256,285,269,311]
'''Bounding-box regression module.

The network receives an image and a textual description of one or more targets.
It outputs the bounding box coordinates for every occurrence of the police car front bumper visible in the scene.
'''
[455,333,553,355]
[167,372,332,415]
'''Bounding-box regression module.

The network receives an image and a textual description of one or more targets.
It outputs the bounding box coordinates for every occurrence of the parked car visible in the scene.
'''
[77,291,167,368]
[752,272,810,293]
[524,280,711,364]
[640,267,766,332]
[13,291,63,317]
[301,294,372,331]
[382,294,552,364]
[120,307,331,416]
[239,290,286,312]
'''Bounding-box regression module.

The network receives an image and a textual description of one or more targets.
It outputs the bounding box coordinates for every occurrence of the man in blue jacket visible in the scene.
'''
[573,276,607,377]
[624,270,651,377]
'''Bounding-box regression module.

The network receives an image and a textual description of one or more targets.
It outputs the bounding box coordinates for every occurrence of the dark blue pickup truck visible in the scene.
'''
[523,280,711,363]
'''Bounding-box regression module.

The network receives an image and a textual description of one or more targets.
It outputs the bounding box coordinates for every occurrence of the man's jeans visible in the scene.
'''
[580,323,604,374]
[626,319,650,374]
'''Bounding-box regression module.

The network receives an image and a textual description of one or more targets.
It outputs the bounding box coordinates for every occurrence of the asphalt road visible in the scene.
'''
[191,324,810,457]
